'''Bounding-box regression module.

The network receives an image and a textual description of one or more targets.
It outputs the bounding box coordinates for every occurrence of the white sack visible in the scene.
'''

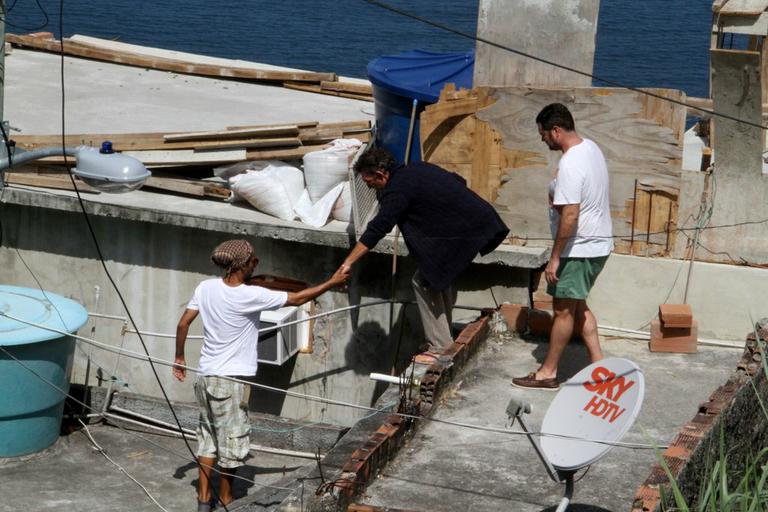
[332,181,352,222]
[229,161,305,221]
[294,182,345,228]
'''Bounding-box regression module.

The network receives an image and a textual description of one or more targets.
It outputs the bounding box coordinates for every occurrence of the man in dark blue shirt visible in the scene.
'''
[340,147,509,354]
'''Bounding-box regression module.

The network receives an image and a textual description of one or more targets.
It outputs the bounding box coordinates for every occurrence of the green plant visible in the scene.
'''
[655,337,768,511]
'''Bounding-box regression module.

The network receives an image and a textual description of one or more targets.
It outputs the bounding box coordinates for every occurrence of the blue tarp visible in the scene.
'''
[367,49,474,104]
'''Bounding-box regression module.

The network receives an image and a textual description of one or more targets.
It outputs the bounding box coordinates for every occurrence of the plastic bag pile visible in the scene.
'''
[220,139,360,228]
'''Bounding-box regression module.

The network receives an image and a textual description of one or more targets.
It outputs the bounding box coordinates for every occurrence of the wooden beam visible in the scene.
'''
[320,80,373,96]
[163,125,300,142]
[4,171,98,193]
[143,175,230,199]
[5,34,336,83]
[191,137,301,150]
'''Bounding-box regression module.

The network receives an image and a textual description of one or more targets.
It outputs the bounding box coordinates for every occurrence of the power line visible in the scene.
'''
[51,1,227,508]
[77,419,171,512]
[0,309,668,451]
[0,344,297,493]
[359,0,768,132]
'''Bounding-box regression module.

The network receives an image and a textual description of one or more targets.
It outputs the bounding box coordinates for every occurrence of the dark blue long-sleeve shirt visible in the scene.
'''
[359,162,509,290]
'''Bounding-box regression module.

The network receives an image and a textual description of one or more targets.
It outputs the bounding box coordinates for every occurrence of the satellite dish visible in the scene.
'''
[540,357,645,471]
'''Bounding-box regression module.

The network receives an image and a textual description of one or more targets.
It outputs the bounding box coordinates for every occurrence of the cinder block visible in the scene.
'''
[659,304,693,328]
[528,308,553,337]
[650,319,698,353]
[499,303,529,333]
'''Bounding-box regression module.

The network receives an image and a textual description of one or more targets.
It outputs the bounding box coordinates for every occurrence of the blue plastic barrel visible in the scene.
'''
[367,49,474,164]
[0,285,88,457]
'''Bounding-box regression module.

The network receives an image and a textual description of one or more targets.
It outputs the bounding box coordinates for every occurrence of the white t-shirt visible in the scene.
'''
[188,279,288,376]
[549,138,613,258]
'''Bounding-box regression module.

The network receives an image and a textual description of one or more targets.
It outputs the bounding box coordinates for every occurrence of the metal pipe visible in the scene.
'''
[555,473,575,512]
[107,406,323,459]
[0,146,77,170]
[369,372,420,387]
[597,324,744,348]
[515,412,561,483]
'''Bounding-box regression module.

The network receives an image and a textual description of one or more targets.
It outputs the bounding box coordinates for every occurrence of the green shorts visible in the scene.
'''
[195,375,251,468]
[547,255,608,300]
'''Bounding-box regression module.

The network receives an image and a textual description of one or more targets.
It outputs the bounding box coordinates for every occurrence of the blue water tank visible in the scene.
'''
[0,285,88,457]
[367,49,474,164]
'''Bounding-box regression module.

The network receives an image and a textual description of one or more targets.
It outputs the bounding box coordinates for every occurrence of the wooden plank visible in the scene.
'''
[299,127,344,144]
[4,172,99,193]
[284,81,373,101]
[123,148,247,165]
[191,137,301,150]
[246,144,329,161]
[5,34,336,83]
[143,175,230,199]
[163,125,300,142]
[719,0,768,16]
[226,121,319,130]
[320,80,373,96]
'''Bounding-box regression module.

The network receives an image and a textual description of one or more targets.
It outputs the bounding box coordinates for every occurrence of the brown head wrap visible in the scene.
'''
[211,239,255,275]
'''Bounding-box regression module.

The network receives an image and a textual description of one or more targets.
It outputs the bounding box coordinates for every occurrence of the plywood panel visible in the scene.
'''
[474,0,599,88]
[421,86,687,246]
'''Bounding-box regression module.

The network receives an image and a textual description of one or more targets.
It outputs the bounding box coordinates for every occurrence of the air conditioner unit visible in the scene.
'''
[258,305,310,366]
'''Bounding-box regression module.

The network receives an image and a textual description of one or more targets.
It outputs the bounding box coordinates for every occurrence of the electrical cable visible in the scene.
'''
[359,0,768,131]
[77,418,171,512]
[53,2,227,509]
[0,344,296,493]
[0,311,669,450]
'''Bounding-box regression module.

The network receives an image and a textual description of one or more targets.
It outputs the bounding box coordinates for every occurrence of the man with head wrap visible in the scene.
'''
[173,239,347,511]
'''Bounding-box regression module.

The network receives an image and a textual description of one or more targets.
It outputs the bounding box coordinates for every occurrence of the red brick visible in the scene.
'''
[650,319,697,353]
[499,303,529,333]
[528,308,553,337]
[664,444,690,459]
[659,304,693,328]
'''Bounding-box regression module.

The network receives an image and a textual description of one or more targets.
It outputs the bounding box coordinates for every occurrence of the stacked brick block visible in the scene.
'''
[650,304,697,353]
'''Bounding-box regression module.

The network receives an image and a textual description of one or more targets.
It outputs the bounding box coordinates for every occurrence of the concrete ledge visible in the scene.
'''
[252,313,493,511]
[631,335,768,511]
[0,186,548,269]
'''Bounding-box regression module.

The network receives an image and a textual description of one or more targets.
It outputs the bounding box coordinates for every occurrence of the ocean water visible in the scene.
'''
[6,0,711,97]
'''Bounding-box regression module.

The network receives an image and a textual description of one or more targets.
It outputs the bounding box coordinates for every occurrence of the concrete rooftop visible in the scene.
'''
[0,330,741,512]
[4,46,373,134]
[357,331,740,511]
[0,421,308,512]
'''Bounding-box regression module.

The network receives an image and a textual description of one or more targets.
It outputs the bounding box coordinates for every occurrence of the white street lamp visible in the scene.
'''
[0,141,151,193]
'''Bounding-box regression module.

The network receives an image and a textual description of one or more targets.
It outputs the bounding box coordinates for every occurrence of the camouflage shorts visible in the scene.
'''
[194,375,251,468]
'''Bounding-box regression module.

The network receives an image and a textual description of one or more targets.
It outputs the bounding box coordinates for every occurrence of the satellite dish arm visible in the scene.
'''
[507,397,563,483]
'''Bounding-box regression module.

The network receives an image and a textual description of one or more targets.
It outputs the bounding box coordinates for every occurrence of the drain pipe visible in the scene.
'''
[105,402,323,460]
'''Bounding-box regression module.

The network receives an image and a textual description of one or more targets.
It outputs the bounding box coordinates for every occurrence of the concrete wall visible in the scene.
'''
[589,253,768,340]
[474,0,600,87]
[0,202,530,426]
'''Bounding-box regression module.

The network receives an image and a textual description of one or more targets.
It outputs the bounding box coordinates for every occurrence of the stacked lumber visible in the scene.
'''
[5,32,373,101]
[12,120,371,166]
[8,120,370,199]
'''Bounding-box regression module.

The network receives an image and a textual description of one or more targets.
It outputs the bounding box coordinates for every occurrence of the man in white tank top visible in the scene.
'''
[513,103,613,390]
